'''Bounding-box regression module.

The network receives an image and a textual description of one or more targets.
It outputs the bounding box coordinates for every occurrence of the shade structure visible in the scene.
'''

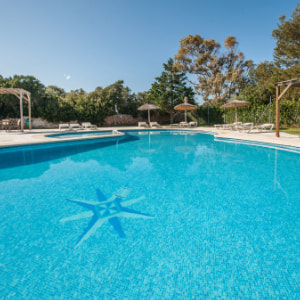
[138,103,160,124]
[275,78,300,137]
[221,99,251,122]
[0,88,31,131]
[174,97,197,123]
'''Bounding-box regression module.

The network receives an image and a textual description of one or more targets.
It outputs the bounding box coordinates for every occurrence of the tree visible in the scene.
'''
[174,35,253,104]
[272,3,300,98]
[245,61,281,103]
[45,86,66,98]
[148,58,195,123]
[80,81,137,123]
[99,80,132,117]
[0,76,16,118]
[272,4,300,70]
[0,75,45,118]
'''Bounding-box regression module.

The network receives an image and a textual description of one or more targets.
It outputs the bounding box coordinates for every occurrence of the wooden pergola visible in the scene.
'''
[0,88,31,131]
[275,78,300,137]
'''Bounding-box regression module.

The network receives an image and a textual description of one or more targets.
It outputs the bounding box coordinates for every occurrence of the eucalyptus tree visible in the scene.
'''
[148,58,195,123]
[241,4,300,105]
[272,3,300,95]
[174,35,253,105]
[245,61,280,103]
[272,4,300,70]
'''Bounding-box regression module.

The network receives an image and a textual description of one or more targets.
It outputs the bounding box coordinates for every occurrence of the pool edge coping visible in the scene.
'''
[0,131,125,150]
[0,127,299,152]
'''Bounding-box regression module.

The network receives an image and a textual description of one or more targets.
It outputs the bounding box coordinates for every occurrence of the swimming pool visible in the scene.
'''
[1,130,299,298]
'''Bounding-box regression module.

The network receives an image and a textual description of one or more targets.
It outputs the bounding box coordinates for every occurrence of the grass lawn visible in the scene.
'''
[280,127,300,135]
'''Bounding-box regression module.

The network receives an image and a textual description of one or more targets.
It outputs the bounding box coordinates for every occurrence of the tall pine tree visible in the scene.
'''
[148,58,195,123]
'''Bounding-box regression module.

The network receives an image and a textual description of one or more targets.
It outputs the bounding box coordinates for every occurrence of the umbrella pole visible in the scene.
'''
[148,109,150,124]
[185,110,187,123]
[235,107,238,122]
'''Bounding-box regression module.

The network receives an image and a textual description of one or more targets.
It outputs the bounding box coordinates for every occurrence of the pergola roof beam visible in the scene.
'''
[275,78,300,87]
[277,83,293,102]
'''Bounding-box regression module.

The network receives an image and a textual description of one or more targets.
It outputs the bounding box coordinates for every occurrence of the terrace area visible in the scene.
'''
[0,126,299,149]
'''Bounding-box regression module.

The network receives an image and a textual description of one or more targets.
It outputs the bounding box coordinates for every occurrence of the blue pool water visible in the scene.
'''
[0,130,299,298]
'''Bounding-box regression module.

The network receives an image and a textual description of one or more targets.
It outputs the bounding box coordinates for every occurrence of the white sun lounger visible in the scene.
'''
[188,121,197,127]
[69,123,82,130]
[179,122,189,128]
[150,122,161,128]
[237,122,254,133]
[138,122,148,128]
[222,122,242,130]
[59,123,70,131]
[255,123,274,131]
[82,122,97,130]
[214,124,224,129]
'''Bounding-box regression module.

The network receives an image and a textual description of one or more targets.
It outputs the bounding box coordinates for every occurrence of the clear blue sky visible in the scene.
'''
[0,0,298,95]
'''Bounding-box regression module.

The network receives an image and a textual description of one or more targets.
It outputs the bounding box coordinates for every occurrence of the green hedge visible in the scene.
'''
[202,99,300,126]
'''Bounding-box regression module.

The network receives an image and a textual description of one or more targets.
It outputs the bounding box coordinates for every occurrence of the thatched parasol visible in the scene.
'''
[174,97,197,123]
[138,103,160,124]
[221,99,251,122]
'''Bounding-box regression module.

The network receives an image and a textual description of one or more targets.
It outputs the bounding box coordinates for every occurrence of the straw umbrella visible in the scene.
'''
[221,100,251,122]
[174,97,197,123]
[138,103,160,124]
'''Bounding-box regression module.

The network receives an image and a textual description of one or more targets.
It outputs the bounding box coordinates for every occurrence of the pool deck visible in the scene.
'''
[0,126,299,149]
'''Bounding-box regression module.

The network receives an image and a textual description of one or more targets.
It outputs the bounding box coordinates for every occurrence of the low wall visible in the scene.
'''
[27,113,186,128]
[103,114,144,126]
[30,118,58,129]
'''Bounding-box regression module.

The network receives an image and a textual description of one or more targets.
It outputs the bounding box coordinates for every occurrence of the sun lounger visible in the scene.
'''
[223,122,242,130]
[188,121,197,127]
[138,122,148,127]
[82,122,97,130]
[222,124,232,129]
[214,124,224,129]
[237,122,254,133]
[59,123,70,131]
[69,123,82,130]
[255,123,274,131]
[150,122,161,128]
[179,122,189,128]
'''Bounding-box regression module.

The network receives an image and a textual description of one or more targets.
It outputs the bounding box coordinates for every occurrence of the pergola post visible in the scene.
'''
[20,90,24,132]
[148,109,150,124]
[275,86,280,138]
[28,96,32,130]
[274,79,300,138]
[235,107,238,123]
